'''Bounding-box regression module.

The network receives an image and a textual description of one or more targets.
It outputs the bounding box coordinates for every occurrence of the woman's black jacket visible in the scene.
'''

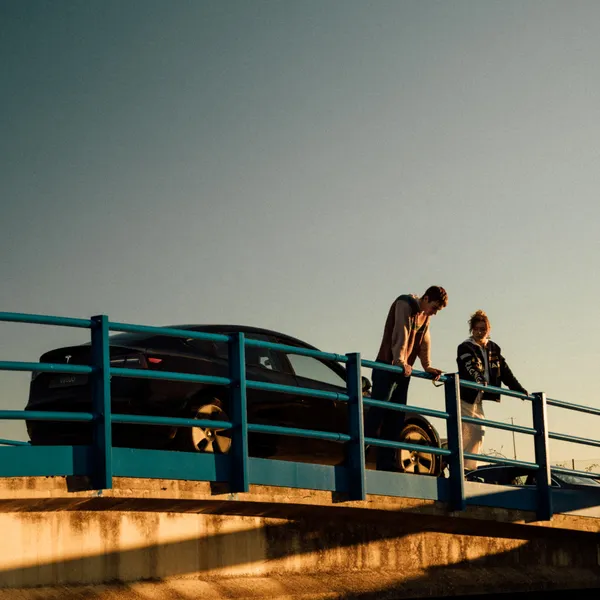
[456,339,527,403]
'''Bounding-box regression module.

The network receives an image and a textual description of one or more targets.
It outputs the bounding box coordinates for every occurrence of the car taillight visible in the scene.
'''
[147,357,162,364]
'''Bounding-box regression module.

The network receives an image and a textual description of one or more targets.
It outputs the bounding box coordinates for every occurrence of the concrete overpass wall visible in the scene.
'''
[0,476,598,598]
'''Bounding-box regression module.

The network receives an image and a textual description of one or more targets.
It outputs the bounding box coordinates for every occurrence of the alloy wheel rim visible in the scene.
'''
[190,404,232,453]
[398,429,435,474]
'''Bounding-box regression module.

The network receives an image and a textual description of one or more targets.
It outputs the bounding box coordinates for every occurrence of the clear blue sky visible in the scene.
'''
[1,1,599,464]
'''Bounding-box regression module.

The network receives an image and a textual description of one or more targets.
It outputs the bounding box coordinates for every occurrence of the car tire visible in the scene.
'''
[174,397,232,453]
[396,422,441,476]
[439,438,450,478]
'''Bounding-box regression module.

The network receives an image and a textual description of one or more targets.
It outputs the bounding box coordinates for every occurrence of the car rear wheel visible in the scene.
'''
[175,398,232,453]
[396,423,440,476]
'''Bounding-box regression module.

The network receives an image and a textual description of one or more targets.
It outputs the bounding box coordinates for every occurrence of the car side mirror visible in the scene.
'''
[361,376,372,395]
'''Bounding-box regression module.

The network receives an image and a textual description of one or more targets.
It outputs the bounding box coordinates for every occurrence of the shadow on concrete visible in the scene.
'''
[0,502,598,597]
[341,539,600,599]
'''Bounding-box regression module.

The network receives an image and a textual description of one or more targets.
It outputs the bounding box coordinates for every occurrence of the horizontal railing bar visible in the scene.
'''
[113,414,351,442]
[462,416,537,435]
[360,360,446,382]
[245,338,348,362]
[0,312,92,329]
[0,438,30,446]
[113,415,351,442]
[361,360,532,400]
[108,322,230,342]
[248,423,351,442]
[110,367,231,386]
[458,380,531,400]
[111,413,232,429]
[246,380,350,401]
[360,360,402,374]
[364,436,452,457]
[0,362,94,375]
[551,466,600,481]
[547,397,600,417]
[363,397,449,420]
[465,453,538,469]
[0,410,95,422]
[549,431,600,448]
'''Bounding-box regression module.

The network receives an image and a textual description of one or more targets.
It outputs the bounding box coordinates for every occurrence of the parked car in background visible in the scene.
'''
[465,464,600,490]
[26,325,444,475]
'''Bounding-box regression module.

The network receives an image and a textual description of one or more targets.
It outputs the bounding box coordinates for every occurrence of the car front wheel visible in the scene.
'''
[396,422,440,476]
[175,398,232,453]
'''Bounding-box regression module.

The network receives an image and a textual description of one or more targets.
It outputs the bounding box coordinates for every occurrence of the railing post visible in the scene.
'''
[444,373,465,511]
[532,391,552,520]
[345,353,366,501]
[91,315,112,490]
[229,332,249,493]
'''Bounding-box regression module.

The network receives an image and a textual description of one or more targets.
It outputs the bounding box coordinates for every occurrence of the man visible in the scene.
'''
[365,285,448,471]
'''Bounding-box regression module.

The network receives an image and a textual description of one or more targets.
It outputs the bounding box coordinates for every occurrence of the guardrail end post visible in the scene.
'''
[229,332,249,493]
[532,391,553,521]
[346,353,366,501]
[444,373,465,512]
[91,315,112,490]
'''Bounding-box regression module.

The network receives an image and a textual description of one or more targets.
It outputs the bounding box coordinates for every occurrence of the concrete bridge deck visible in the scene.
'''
[0,475,599,598]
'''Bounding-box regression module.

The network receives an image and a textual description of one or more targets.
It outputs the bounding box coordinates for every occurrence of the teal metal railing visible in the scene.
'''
[0,311,599,520]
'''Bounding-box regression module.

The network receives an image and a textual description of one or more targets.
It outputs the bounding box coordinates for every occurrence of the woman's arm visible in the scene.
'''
[457,344,485,384]
[499,353,528,395]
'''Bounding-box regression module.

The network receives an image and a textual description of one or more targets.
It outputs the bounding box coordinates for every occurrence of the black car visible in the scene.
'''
[465,464,600,490]
[26,325,443,474]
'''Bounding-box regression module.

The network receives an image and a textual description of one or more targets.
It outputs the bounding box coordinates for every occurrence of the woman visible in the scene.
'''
[456,310,528,471]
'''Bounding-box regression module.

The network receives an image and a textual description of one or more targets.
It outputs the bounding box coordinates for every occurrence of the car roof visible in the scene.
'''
[469,464,577,479]
[466,465,535,479]
[112,324,321,352]
[471,465,553,472]
[469,465,534,474]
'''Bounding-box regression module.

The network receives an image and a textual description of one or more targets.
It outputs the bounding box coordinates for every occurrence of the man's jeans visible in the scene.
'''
[364,368,411,471]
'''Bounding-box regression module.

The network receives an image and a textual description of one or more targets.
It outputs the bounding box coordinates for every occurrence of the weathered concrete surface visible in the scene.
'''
[0,571,598,600]
[0,477,598,598]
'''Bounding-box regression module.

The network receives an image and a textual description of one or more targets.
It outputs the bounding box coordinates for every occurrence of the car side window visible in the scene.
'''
[285,353,346,387]
[185,338,228,359]
[245,338,284,372]
[526,474,560,488]
[186,333,283,371]
[478,472,503,485]
[508,475,528,486]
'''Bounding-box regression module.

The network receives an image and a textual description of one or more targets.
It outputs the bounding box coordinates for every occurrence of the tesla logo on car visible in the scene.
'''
[65,355,72,363]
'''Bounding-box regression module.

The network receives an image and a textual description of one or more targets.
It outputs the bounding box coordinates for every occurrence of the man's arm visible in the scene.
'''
[418,328,431,370]
[419,329,444,380]
[390,299,411,371]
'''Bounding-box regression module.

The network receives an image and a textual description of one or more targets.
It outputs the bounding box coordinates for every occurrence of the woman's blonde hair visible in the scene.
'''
[468,309,490,333]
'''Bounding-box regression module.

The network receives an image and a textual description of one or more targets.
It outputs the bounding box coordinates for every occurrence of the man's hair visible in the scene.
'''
[468,309,490,333]
[423,285,448,307]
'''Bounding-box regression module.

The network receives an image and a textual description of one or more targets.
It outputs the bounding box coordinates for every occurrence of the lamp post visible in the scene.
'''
[510,416,517,460]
